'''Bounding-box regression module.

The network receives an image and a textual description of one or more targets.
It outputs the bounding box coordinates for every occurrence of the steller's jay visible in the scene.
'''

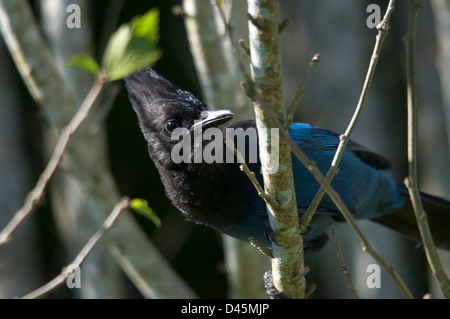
[125,67,450,255]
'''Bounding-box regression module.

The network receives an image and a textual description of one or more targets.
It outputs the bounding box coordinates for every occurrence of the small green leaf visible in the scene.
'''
[131,8,160,42]
[130,198,161,228]
[216,0,223,8]
[102,8,162,81]
[66,53,100,75]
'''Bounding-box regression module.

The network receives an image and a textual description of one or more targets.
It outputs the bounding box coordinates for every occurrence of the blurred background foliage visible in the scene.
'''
[0,0,449,298]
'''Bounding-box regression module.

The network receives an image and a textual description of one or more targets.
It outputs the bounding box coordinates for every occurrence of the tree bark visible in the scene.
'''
[248,0,304,298]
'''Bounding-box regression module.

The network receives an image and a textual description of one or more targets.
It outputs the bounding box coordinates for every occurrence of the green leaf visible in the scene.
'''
[66,53,100,75]
[129,198,162,228]
[102,8,162,81]
[131,8,160,42]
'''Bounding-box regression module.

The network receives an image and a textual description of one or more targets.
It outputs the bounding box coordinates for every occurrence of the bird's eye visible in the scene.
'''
[165,119,181,133]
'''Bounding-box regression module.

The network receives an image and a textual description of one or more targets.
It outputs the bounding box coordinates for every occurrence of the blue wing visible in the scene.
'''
[289,123,403,220]
[286,123,405,252]
[290,123,391,170]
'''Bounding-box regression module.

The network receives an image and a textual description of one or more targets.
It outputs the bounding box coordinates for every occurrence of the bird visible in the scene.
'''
[125,67,450,255]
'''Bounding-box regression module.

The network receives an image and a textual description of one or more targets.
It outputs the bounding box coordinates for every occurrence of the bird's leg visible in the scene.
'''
[301,224,312,235]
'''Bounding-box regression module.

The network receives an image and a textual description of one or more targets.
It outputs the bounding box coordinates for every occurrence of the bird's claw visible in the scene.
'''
[262,218,283,247]
[263,271,291,299]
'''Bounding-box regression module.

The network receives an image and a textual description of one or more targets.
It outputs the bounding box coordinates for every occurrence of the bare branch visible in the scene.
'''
[299,0,397,234]
[247,0,305,299]
[0,0,197,298]
[22,197,130,299]
[0,77,106,247]
[290,0,413,299]
[212,0,253,85]
[285,53,320,127]
[245,81,413,299]
[405,0,450,298]
[331,227,359,299]
[225,138,275,205]
[217,0,412,298]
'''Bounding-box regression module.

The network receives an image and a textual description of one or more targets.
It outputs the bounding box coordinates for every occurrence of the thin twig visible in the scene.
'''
[249,237,273,258]
[212,0,252,84]
[0,76,107,247]
[331,227,359,299]
[238,163,274,205]
[305,283,317,298]
[216,0,412,299]
[282,99,413,299]
[242,74,413,298]
[234,152,275,206]
[0,0,197,298]
[405,0,450,298]
[22,197,130,299]
[292,1,414,298]
[285,53,320,127]
[299,0,397,234]
[222,130,275,204]
[292,1,412,297]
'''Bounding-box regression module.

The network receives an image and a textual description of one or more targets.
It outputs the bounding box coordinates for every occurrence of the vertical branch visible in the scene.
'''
[182,0,269,298]
[247,0,304,298]
[405,0,450,298]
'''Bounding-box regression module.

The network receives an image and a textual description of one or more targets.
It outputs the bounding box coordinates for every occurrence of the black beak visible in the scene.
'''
[191,110,235,131]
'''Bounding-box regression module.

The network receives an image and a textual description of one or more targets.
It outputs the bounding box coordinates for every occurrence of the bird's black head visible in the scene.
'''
[125,67,234,167]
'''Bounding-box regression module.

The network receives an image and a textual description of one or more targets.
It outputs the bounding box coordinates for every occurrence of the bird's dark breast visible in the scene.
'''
[158,159,267,242]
